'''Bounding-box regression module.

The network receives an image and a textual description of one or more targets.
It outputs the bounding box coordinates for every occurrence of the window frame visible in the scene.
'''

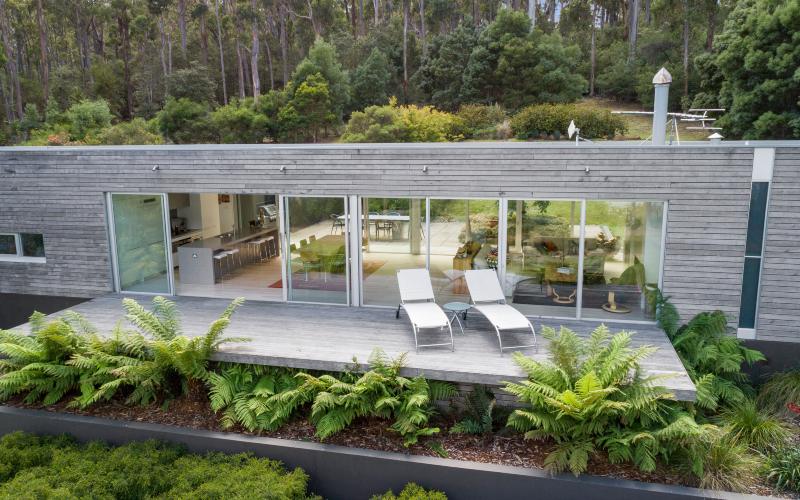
[0,232,46,263]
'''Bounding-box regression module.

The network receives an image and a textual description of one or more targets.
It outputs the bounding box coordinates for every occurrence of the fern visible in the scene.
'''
[504,325,683,476]
[450,385,495,435]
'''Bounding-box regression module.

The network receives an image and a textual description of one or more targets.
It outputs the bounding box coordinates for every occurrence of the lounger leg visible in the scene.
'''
[447,322,454,352]
[529,323,537,345]
[396,304,401,319]
[413,325,419,354]
[495,325,504,355]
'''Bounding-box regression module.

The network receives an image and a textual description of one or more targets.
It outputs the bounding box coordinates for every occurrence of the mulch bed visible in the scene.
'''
[3,395,795,498]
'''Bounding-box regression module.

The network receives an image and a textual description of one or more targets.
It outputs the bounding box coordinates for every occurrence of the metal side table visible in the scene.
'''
[443,302,472,335]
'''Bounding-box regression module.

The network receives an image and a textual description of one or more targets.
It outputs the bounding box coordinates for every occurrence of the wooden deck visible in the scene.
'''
[20,294,696,401]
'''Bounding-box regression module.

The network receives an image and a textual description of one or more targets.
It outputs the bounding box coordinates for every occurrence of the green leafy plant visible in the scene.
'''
[662,307,764,412]
[719,398,789,453]
[0,432,314,498]
[0,311,93,404]
[689,427,761,493]
[757,370,800,418]
[766,446,800,493]
[504,325,704,475]
[71,296,247,406]
[207,363,314,432]
[371,482,448,500]
[449,385,496,435]
[303,349,455,446]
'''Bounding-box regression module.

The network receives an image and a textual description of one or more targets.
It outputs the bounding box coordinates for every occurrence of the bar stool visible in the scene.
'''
[226,247,242,273]
[266,236,277,258]
[245,239,262,263]
[213,251,230,282]
[249,238,269,262]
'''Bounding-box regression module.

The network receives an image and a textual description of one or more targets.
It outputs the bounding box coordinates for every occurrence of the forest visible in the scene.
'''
[0,0,797,145]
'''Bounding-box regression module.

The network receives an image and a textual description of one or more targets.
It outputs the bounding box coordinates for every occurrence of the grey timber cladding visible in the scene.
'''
[757,148,800,342]
[0,143,771,334]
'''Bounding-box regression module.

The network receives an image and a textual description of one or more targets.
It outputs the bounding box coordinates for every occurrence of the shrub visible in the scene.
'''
[97,118,164,145]
[302,349,456,446]
[342,98,465,143]
[766,446,800,493]
[510,103,626,140]
[371,482,448,500]
[157,98,215,144]
[207,363,313,432]
[757,370,800,418]
[210,98,270,144]
[455,104,507,139]
[667,311,764,412]
[166,65,217,103]
[65,99,113,140]
[504,325,708,476]
[719,399,789,453]
[449,385,496,435]
[0,297,246,408]
[0,432,314,498]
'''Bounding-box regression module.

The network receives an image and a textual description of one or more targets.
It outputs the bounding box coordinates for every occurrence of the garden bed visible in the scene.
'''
[2,395,791,499]
[0,404,775,500]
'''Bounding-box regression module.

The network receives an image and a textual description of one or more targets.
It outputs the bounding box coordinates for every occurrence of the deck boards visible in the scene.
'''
[18,294,696,401]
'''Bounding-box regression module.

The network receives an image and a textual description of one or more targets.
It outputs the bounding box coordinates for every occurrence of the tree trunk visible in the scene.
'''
[373,0,379,25]
[358,0,365,35]
[402,0,409,102]
[158,17,169,87]
[251,0,260,101]
[177,0,187,58]
[682,0,689,99]
[419,0,427,57]
[75,3,91,75]
[117,6,134,119]
[528,0,536,28]
[0,0,23,120]
[350,0,357,35]
[644,0,651,24]
[279,2,289,85]
[590,2,596,96]
[213,0,228,104]
[705,0,715,51]
[263,21,274,90]
[199,1,210,67]
[226,1,246,99]
[36,0,49,105]
[628,0,639,62]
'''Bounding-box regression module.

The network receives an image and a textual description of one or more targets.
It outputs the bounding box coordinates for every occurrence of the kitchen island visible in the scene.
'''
[177,223,279,285]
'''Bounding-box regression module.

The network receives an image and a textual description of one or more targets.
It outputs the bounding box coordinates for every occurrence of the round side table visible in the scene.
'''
[443,302,472,334]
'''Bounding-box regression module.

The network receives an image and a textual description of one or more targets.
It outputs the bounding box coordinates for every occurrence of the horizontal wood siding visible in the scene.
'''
[757,148,800,342]
[0,144,766,333]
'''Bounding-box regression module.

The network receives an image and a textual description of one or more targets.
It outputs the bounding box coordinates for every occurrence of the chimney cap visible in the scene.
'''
[652,67,672,85]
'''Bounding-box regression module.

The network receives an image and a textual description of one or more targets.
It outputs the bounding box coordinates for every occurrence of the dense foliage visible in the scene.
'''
[0,296,245,407]
[510,103,626,139]
[504,325,705,475]
[767,446,800,493]
[0,432,313,498]
[371,482,448,500]
[1,0,791,144]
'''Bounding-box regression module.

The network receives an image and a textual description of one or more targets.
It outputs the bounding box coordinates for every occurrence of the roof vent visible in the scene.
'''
[651,67,672,145]
[708,132,723,144]
[652,67,673,85]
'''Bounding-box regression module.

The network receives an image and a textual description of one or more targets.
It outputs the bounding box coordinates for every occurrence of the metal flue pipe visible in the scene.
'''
[651,67,672,145]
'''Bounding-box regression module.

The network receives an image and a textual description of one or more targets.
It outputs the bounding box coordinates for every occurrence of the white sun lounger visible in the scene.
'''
[395,268,454,352]
[465,269,536,354]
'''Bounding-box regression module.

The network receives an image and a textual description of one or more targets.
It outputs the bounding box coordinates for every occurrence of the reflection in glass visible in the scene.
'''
[505,200,580,317]
[0,234,17,255]
[581,201,664,321]
[361,197,427,306]
[20,233,45,257]
[111,194,170,293]
[429,199,499,304]
[286,197,348,304]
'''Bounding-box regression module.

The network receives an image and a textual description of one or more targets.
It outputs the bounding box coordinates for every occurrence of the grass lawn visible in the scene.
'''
[578,98,715,141]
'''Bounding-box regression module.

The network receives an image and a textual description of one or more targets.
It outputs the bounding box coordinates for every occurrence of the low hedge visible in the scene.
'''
[0,432,315,498]
[510,103,627,139]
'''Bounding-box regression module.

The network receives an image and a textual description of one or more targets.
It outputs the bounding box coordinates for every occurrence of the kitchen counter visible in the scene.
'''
[171,229,203,244]
[177,223,279,285]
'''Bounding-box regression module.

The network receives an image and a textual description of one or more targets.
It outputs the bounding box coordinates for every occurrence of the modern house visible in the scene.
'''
[1,141,798,399]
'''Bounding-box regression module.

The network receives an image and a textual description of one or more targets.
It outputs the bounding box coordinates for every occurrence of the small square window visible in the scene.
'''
[0,234,17,255]
[20,233,45,257]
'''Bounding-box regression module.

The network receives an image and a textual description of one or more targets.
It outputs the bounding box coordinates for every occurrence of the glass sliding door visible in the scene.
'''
[580,201,664,321]
[504,200,581,317]
[285,196,348,304]
[110,193,171,294]
[361,197,427,306]
[429,198,499,304]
